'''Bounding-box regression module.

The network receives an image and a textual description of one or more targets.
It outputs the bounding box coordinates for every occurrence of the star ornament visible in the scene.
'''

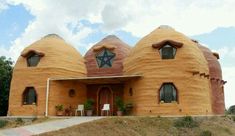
[96,49,116,68]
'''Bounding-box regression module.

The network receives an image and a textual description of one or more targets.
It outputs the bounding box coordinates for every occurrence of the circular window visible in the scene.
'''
[69,89,76,97]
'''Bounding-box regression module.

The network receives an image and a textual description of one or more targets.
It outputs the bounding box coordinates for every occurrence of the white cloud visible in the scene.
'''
[213,47,235,60]
[2,0,103,60]
[0,0,8,11]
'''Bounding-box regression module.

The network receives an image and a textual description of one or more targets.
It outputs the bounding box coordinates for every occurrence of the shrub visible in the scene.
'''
[115,97,125,112]
[55,104,64,111]
[0,120,8,128]
[174,116,198,128]
[228,105,235,114]
[200,130,212,136]
[16,118,23,124]
[84,99,94,110]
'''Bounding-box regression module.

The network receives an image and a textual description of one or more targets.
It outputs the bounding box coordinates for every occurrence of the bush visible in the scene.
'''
[228,105,235,114]
[115,97,125,112]
[200,130,212,136]
[16,118,23,124]
[174,116,198,128]
[84,99,94,110]
[0,120,8,128]
[55,104,64,111]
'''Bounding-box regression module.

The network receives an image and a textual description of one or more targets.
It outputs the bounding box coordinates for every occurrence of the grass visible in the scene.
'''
[0,117,59,130]
[174,116,199,128]
[38,116,235,136]
[0,120,8,128]
[200,130,212,136]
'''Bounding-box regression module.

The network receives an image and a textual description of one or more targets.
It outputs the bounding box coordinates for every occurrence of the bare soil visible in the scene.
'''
[39,116,235,136]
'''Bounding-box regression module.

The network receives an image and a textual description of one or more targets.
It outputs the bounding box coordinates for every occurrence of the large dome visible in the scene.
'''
[124,26,208,74]
[84,35,131,77]
[15,34,86,76]
[9,34,86,115]
[123,26,212,115]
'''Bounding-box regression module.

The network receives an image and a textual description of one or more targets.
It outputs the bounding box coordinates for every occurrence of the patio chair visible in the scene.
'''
[75,104,84,116]
[101,104,110,116]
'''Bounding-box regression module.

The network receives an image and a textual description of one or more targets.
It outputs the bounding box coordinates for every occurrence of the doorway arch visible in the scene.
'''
[97,86,113,115]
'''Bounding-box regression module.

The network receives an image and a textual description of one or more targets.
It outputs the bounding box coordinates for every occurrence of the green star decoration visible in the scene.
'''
[96,49,115,68]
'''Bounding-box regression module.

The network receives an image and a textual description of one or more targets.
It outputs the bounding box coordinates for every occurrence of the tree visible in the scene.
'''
[0,56,13,116]
[228,105,235,115]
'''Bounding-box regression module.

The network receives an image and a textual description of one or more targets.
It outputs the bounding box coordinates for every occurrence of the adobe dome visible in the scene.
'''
[123,26,212,115]
[84,35,131,77]
[198,45,225,114]
[14,34,86,76]
[9,34,86,115]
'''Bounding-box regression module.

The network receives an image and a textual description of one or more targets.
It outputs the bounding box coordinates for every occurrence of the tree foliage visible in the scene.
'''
[228,105,235,115]
[0,56,13,116]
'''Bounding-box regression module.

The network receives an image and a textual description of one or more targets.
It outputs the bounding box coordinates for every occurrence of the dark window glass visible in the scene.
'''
[96,49,115,68]
[23,87,37,105]
[160,45,176,59]
[69,89,76,97]
[129,88,133,96]
[160,83,177,103]
[27,53,41,67]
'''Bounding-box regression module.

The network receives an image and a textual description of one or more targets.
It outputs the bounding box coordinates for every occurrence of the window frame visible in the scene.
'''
[159,44,177,59]
[159,83,178,104]
[22,87,38,105]
[26,53,41,67]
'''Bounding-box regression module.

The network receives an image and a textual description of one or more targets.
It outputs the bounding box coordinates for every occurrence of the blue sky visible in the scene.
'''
[0,0,235,108]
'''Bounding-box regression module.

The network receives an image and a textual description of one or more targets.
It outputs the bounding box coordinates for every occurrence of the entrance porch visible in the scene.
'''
[47,75,141,116]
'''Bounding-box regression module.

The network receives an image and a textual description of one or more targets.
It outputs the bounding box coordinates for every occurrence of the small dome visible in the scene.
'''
[14,34,86,76]
[198,45,225,114]
[84,35,131,77]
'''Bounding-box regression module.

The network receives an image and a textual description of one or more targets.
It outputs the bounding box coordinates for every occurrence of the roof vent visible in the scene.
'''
[158,25,174,30]
[43,34,63,40]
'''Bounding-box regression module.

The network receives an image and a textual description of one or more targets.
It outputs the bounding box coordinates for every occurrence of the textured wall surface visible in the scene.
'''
[198,45,225,114]
[84,35,131,77]
[8,34,86,116]
[123,27,212,115]
[48,80,86,116]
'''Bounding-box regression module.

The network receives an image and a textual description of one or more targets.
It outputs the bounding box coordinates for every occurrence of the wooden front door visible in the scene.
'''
[98,87,112,115]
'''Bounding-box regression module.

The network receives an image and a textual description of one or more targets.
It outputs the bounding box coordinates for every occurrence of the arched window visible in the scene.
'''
[159,45,176,59]
[95,48,115,68]
[152,40,183,60]
[23,87,37,105]
[27,53,41,67]
[159,83,177,103]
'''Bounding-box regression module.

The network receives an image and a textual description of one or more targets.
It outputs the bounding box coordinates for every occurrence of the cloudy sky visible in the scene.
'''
[0,0,234,108]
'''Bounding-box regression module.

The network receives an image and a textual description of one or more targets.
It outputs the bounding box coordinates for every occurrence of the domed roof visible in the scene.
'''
[84,35,131,77]
[198,45,222,78]
[124,26,208,75]
[14,34,86,76]
[198,44,225,114]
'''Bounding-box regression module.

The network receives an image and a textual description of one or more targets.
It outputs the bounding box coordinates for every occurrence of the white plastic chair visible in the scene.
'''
[75,104,84,116]
[101,104,110,116]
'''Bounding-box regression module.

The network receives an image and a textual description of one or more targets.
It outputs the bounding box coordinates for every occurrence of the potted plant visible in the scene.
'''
[125,102,133,115]
[115,97,125,116]
[84,99,94,116]
[55,104,64,116]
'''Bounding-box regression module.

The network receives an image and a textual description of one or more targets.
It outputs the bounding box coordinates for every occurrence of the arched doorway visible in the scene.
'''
[97,87,113,115]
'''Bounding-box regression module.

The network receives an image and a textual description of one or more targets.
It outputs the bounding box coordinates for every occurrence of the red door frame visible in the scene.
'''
[96,86,113,115]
